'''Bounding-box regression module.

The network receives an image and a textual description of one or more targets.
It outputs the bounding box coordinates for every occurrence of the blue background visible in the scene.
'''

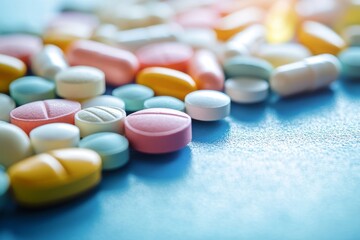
[1,1,360,239]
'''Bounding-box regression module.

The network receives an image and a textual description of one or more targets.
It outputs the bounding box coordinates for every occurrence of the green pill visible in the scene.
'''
[144,96,185,111]
[224,56,273,80]
[112,84,154,112]
[338,47,360,79]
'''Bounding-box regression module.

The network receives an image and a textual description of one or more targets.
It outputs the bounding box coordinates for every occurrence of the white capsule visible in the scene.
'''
[270,54,341,97]
[225,78,269,104]
[0,93,15,122]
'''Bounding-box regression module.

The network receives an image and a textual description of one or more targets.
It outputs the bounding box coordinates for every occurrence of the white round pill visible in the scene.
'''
[0,93,16,122]
[225,78,269,104]
[55,66,105,100]
[75,106,126,137]
[185,90,230,121]
[30,123,80,154]
[81,95,126,110]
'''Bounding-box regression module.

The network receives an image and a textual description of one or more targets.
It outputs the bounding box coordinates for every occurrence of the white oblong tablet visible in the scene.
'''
[185,90,230,121]
[0,93,16,122]
[81,95,125,110]
[225,78,269,104]
[30,123,80,154]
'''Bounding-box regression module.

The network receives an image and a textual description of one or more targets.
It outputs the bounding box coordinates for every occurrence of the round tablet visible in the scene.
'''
[338,47,360,79]
[124,108,192,154]
[55,66,105,100]
[185,90,231,121]
[0,122,33,168]
[0,166,9,207]
[0,93,16,122]
[75,106,126,137]
[112,84,154,112]
[10,99,81,135]
[30,123,80,154]
[79,132,129,170]
[144,96,185,111]
[81,95,125,110]
[225,78,269,104]
[10,76,56,105]
[135,42,193,72]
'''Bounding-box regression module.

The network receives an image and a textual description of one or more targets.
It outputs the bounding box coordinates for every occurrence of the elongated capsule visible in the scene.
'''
[270,54,341,97]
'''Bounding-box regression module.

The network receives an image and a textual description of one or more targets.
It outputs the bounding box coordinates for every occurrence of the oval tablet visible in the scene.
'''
[0,166,9,207]
[224,56,273,80]
[8,148,101,206]
[79,132,129,170]
[124,108,192,154]
[30,123,80,154]
[10,99,81,135]
[338,47,360,79]
[136,67,197,100]
[81,95,125,110]
[225,78,269,104]
[0,93,16,122]
[112,84,154,112]
[185,90,231,121]
[75,106,126,137]
[144,96,185,112]
[0,54,27,93]
[55,66,105,100]
[10,76,56,105]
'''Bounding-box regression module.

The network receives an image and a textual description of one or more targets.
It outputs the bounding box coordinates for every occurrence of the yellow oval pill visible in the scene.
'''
[136,67,197,100]
[0,54,26,93]
[8,148,101,206]
[298,21,346,55]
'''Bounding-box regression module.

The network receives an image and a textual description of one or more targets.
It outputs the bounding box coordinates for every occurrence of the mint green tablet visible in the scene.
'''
[112,84,154,112]
[144,96,185,111]
[339,47,360,79]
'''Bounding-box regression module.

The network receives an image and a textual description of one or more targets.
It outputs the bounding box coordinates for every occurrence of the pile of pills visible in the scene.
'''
[1,0,359,207]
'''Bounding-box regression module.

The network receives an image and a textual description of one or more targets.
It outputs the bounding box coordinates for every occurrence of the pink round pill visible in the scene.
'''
[124,108,192,154]
[10,99,81,135]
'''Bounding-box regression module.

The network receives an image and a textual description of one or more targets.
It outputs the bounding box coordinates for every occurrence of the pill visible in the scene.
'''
[0,54,27,93]
[31,45,68,80]
[254,43,312,67]
[79,132,129,170]
[136,42,193,72]
[112,84,154,112]
[144,96,185,112]
[225,78,269,104]
[343,25,360,46]
[214,7,265,41]
[136,67,197,100]
[224,56,273,80]
[176,28,217,51]
[0,166,9,207]
[0,122,33,168]
[10,76,56,105]
[175,7,220,29]
[124,108,192,154]
[66,40,139,86]
[334,0,360,32]
[185,90,230,121]
[0,34,42,66]
[296,0,341,26]
[81,95,125,110]
[0,93,16,122]
[8,148,101,206]
[270,54,341,97]
[298,21,346,55]
[30,123,80,154]
[55,66,105,101]
[75,106,126,137]
[338,47,360,79]
[10,99,81,135]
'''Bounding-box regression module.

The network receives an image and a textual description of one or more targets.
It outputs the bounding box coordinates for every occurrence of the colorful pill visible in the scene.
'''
[10,99,81,135]
[185,90,230,121]
[338,47,360,79]
[136,67,197,100]
[81,95,125,110]
[124,108,192,154]
[175,7,220,29]
[225,78,269,104]
[112,84,154,112]
[0,122,33,168]
[55,66,105,101]
[0,54,27,93]
[31,45,68,81]
[188,49,224,91]
[298,21,346,55]
[30,123,80,154]
[0,166,9,207]
[67,40,139,86]
[270,54,341,97]
[79,132,129,170]
[10,76,56,105]
[75,106,126,137]
[0,93,15,122]
[144,96,185,112]
[8,148,101,206]
[224,56,273,80]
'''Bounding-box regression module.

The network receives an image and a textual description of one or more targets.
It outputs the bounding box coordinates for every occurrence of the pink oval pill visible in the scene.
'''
[188,49,225,91]
[135,42,193,72]
[66,40,139,86]
[10,99,81,135]
[124,108,192,154]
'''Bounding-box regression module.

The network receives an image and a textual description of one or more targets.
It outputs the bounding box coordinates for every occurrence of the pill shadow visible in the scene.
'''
[230,101,267,124]
[338,78,360,99]
[191,120,230,143]
[270,87,336,120]
[129,146,192,183]
[100,163,131,191]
